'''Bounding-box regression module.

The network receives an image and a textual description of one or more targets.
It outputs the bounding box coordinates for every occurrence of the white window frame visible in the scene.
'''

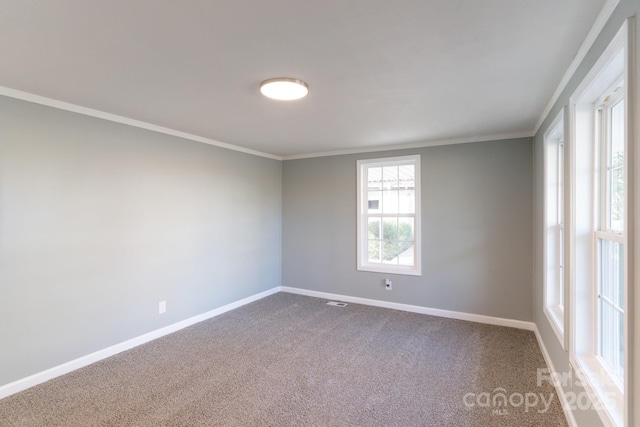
[543,109,568,348]
[568,21,629,427]
[357,155,421,276]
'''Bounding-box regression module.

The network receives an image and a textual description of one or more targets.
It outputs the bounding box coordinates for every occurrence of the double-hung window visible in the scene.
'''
[595,86,625,385]
[543,111,566,344]
[357,155,421,276]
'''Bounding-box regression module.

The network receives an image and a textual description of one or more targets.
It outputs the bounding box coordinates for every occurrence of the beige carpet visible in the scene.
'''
[0,292,567,426]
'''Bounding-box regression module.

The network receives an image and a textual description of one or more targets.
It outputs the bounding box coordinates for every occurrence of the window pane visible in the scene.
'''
[599,299,613,368]
[382,240,399,264]
[599,300,624,382]
[398,217,414,242]
[368,218,380,239]
[559,227,564,308]
[607,99,624,231]
[382,217,401,263]
[398,217,415,266]
[398,189,415,214]
[615,242,624,308]
[368,191,381,213]
[383,166,398,190]
[399,164,415,189]
[617,308,624,376]
[610,99,624,168]
[398,245,414,266]
[382,190,398,214]
[368,240,380,263]
[558,143,564,224]
[600,240,613,301]
[599,239,624,305]
[598,238,624,383]
[367,167,382,190]
[609,166,624,231]
[382,218,398,242]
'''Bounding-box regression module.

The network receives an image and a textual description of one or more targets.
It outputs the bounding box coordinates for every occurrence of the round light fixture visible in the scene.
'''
[260,78,309,101]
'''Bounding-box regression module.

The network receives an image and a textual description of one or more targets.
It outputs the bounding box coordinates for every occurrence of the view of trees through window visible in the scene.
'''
[367,219,414,261]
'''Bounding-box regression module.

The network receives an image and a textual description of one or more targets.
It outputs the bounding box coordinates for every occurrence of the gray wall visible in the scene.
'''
[282,138,534,321]
[0,96,282,387]
[533,1,640,426]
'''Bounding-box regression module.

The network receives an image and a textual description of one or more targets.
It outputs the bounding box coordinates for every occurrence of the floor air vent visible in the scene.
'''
[327,301,348,307]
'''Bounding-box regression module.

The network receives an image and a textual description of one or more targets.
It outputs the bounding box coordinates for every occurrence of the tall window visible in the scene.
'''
[596,87,625,385]
[570,22,627,426]
[543,111,565,344]
[357,155,421,276]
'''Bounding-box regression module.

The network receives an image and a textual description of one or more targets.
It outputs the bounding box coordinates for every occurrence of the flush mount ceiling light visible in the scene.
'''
[259,78,309,100]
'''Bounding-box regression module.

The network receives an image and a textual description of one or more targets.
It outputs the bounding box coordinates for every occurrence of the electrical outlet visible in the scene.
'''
[385,279,392,290]
[159,301,166,314]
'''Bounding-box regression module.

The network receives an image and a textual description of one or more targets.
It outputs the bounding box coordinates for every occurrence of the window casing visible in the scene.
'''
[357,155,421,276]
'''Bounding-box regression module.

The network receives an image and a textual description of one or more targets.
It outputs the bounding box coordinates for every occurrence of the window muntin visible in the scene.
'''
[357,155,421,275]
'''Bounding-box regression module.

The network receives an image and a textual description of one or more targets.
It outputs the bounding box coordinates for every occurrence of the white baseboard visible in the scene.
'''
[0,286,280,400]
[533,326,577,427]
[280,286,535,331]
[0,285,542,402]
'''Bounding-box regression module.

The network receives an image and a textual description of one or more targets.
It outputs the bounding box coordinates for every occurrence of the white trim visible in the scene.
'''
[0,286,280,400]
[0,86,282,161]
[356,155,422,276]
[280,286,534,330]
[533,326,578,427]
[282,131,533,161]
[626,14,638,427]
[534,0,621,134]
[544,305,566,350]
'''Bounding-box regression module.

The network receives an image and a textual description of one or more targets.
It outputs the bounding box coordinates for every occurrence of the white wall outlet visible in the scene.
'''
[159,301,166,314]
[385,279,392,290]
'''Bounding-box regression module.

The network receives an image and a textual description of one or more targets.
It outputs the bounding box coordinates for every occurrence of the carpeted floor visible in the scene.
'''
[0,292,567,426]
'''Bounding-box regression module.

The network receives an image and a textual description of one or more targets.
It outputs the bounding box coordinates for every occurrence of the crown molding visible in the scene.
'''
[282,131,534,160]
[0,86,283,161]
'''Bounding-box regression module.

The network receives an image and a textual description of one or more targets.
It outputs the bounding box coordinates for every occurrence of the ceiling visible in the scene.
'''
[0,0,607,158]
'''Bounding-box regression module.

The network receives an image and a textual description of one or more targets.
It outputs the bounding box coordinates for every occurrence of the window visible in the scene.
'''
[543,110,566,345]
[596,87,625,386]
[569,22,627,427]
[357,155,421,275]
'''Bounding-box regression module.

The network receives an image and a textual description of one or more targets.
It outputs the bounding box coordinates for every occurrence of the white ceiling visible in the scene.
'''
[0,0,607,158]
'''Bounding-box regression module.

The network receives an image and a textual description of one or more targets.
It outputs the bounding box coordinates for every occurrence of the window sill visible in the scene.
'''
[357,264,421,276]
[569,355,623,427]
[543,305,565,349]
